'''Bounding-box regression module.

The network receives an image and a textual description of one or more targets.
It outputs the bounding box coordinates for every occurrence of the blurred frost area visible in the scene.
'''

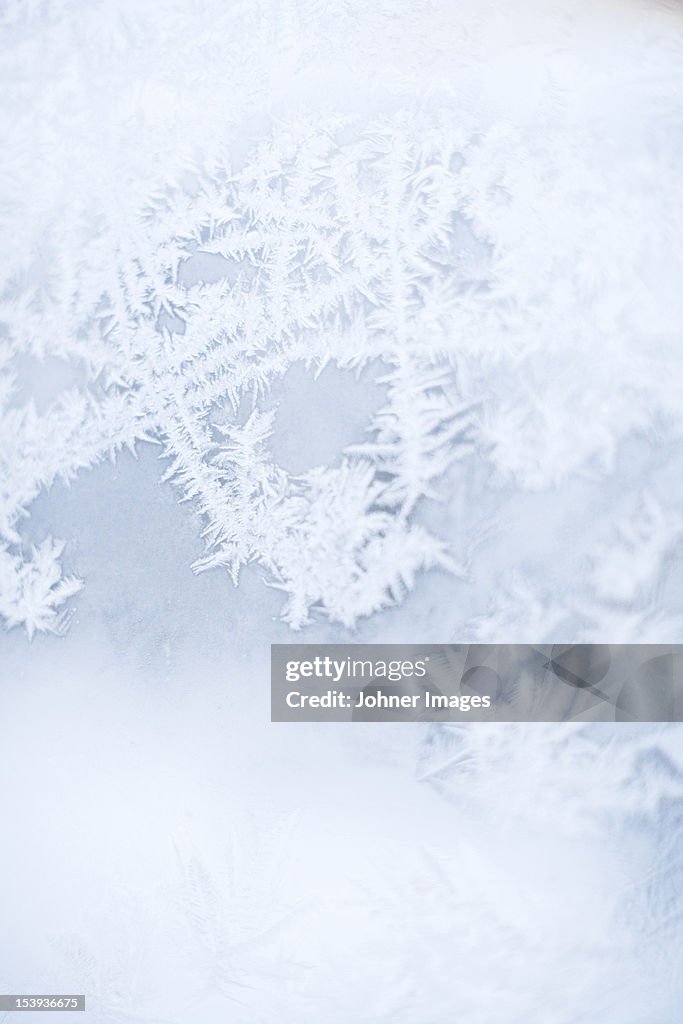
[1,0,683,1021]
[0,450,679,1022]
[0,434,681,1023]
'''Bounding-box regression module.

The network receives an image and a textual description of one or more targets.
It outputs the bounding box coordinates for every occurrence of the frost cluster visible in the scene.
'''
[1,0,683,635]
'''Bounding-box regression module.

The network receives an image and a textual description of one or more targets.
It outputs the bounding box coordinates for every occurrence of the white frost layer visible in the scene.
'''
[1,0,683,633]
[1,625,682,1023]
[0,454,681,1021]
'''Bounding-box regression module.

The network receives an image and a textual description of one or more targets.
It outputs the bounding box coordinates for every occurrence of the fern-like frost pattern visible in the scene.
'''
[1,0,683,636]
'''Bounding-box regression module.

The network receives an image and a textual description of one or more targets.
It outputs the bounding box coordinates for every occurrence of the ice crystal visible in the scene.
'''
[1,0,683,634]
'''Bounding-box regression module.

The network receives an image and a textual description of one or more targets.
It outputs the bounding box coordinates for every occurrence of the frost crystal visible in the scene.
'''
[0,539,82,638]
[1,1,683,635]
